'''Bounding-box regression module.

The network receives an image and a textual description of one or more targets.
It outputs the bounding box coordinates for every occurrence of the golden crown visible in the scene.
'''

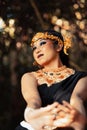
[31,32,72,55]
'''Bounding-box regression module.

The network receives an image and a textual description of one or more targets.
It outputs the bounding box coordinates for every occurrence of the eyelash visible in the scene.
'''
[40,41,46,46]
[32,41,46,51]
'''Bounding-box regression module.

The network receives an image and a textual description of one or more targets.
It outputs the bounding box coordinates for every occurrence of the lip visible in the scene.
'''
[37,54,44,58]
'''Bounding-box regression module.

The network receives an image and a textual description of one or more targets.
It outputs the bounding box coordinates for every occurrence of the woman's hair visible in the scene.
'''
[42,30,64,41]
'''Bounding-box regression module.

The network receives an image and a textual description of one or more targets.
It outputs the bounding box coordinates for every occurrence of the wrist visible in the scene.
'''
[71,122,85,130]
[70,112,86,130]
[24,107,35,122]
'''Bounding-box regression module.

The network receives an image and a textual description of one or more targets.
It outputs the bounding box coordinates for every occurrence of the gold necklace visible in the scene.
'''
[42,65,66,75]
[35,66,75,87]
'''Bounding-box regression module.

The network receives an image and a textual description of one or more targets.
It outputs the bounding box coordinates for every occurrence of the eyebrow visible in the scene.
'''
[33,39,47,45]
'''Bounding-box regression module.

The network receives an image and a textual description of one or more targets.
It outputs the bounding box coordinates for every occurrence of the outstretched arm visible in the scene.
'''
[21,72,59,130]
[69,76,87,130]
[53,76,87,130]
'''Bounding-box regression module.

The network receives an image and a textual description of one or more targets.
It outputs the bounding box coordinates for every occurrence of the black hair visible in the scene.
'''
[43,30,64,42]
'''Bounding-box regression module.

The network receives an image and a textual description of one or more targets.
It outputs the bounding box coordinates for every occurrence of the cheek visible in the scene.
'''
[43,44,54,51]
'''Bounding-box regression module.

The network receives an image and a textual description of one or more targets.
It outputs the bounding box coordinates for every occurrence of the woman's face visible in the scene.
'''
[32,39,59,67]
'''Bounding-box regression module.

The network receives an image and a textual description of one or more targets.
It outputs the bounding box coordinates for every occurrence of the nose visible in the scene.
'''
[35,47,41,54]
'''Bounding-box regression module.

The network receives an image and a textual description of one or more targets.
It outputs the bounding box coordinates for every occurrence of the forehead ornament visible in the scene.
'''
[31,32,72,55]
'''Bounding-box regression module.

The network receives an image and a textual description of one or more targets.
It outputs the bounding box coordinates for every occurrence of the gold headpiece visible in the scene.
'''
[31,32,72,55]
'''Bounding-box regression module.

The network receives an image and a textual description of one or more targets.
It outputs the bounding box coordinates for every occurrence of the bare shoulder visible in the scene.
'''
[21,71,38,94]
[21,71,35,79]
[72,76,87,100]
[21,71,37,83]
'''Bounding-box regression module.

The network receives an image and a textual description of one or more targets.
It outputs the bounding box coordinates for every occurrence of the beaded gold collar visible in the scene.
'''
[33,66,75,87]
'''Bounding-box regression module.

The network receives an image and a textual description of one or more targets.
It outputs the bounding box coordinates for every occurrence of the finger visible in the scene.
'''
[45,102,59,111]
[51,107,60,115]
[57,103,71,113]
[43,115,56,126]
[53,117,71,127]
[57,111,66,118]
[62,100,74,110]
[62,101,79,118]
[39,102,59,116]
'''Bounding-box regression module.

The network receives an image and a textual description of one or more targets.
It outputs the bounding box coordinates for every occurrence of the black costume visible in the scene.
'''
[15,71,87,130]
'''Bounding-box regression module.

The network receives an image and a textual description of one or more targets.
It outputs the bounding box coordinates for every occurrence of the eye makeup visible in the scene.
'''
[32,40,47,51]
[39,41,46,46]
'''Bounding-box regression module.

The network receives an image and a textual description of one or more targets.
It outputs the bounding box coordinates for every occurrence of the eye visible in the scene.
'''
[40,41,46,46]
[32,46,37,51]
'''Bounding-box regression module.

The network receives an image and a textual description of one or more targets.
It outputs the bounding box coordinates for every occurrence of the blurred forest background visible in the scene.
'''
[0,0,87,130]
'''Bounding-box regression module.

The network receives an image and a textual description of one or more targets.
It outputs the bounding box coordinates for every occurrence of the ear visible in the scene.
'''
[56,43,63,52]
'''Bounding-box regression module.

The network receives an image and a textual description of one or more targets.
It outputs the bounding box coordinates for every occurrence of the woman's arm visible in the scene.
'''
[21,72,43,124]
[21,72,59,129]
[53,76,87,129]
[69,76,87,130]
[21,72,42,109]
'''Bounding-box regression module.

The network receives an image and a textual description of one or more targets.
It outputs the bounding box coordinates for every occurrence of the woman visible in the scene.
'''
[15,30,87,130]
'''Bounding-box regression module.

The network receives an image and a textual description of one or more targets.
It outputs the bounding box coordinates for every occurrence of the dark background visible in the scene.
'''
[0,0,87,130]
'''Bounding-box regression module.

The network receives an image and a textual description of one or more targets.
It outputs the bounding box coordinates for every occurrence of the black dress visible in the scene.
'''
[15,71,87,130]
[38,71,87,106]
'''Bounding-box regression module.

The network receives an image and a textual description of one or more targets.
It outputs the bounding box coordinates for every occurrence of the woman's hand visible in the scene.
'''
[24,102,58,121]
[24,102,59,130]
[24,101,86,130]
[53,101,86,129]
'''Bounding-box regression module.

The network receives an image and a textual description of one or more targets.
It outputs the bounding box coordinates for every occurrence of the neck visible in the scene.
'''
[43,58,64,70]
